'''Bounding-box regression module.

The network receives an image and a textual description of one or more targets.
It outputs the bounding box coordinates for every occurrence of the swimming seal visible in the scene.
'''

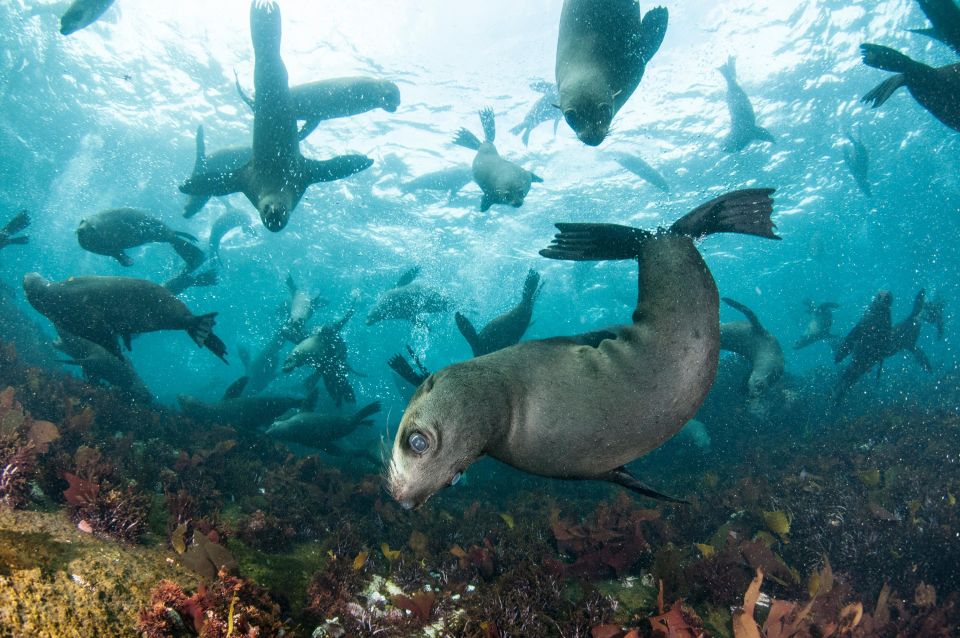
[455,269,542,357]
[178,1,373,231]
[280,274,328,344]
[453,108,543,212]
[885,289,936,372]
[0,210,29,251]
[59,0,115,35]
[178,376,310,430]
[283,304,358,407]
[207,208,254,259]
[182,126,252,219]
[366,266,454,326]
[387,188,779,509]
[613,153,670,192]
[860,44,960,132]
[236,74,400,140]
[794,300,840,350]
[719,297,785,402]
[266,401,381,451]
[54,327,153,404]
[23,273,227,362]
[909,0,960,55]
[399,166,473,201]
[555,0,668,146]
[76,208,206,270]
[717,57,774,152]
[510,81,562,147]
[842,131,871,197]
[833,290,893,407]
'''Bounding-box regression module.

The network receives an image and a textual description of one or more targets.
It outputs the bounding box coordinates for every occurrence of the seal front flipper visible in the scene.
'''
[722,297,763,332]
[2,210,30,236]
[479,108,496,143]
[601,466,689,504]
[180,167,246,197]
[637,7,669,65]
[397,266,421,287]
[455,312,482,357]
[169,232,206,272]
[302,155,373,184]
[223,375,250,400]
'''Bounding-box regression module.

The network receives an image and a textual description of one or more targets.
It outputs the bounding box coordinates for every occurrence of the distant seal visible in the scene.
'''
[280,274,328,345]
[613,153,670,192]
[0,210,29,251]
[387,188,779,509]
[399,166,473,200]
[555,0,668,146]
[76,208,206,270]
[283,304,358,407]
[910,0,960,55]
[179,1,373,231]
[266,401,381,451]
[885,289,935,371]
[860,44,960,132]
[178,376,309,430]
[59,0,115,36]
[453,109,543,212]
[366,266,454,326]
[833,290,893,407]
[842,131,871,197]
[794,300,840,350]
[54,327,153,404]
[237,331,287,397]
[182,126,252,219]
[23,273,227,362]
[717,57,774,152]
[510,81,563,147]
[455,269,542,357]
[237,75,401,140]
[719,297,785,401]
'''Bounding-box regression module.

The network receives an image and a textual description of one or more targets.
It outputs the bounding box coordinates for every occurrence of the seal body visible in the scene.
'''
[842,132,871,197]
[178,394,304,430]
[388,189,778,508]
[54,328,153,403]
[266,401,381,449]
[794,301,839,350]
[367,267,453,326]
[556,0,668,146]
[885,290,934,371]
[283,305,357,407]
[861,44,960,132]
[455,269,542,357]
[23,273,227,362]
[182,126,252,219]
[76,208,205,270]
[717,57,773,152]
[59,0,115,35]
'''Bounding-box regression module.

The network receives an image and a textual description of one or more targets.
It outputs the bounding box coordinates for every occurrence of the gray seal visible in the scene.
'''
[861,44,960,133]
[717,57,774,152]
[613,153,670,192]
[236,75,400,140]
[455,269,542,357]
[366,266,454,326]
[453,108,543,212]
[842,131,871,197]
[510,81,562,147]
[59,0,115,35]
[387,188,778,509]
[719,297,785,402]
[833,290,893,407]
[178,376,309,431]
[178,1,373,231]
[794,300,840,350]
[282,304,358,407]
[555,0,668,146]
[54,327,153,404]
[76,208,206,270]
[23,273,227,362]
[0,210,29,252]
[266,401,381,451]
[399,166,473,201]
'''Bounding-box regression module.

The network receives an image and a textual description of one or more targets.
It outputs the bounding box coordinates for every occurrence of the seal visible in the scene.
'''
[23,273,227,362]
[280,274,329,344]
[182,126,252,219]
[794,300,840,350]
[178,376,310,430]
[399,166,473,201]
[282,304,358,407]
[178,1,373,231]
[860,44,960,132]
[885,289,936,372]
[59,0,115,36]
[510,81,562,147]
[76,208,206,270]
[717,57,774,152]
[387,188,779,509]
[266,401,381,450]
[54,327,153,404]
[237,331,287,397]
[613,153,670,192]
[237,75,401,140]
[453,108,543,212]
[366,266,454,326]
[0,210,29,252]
[555,0,668,146]
[455,269,542,357]
[719,297,785,402]
[909,0,960,56]
[833,290,893,407]
[842,131,871,197]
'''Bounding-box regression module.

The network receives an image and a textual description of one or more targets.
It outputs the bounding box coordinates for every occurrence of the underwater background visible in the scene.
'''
[1,0,959,636]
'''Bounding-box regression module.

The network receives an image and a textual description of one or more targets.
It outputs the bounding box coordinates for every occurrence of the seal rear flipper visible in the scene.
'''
[192,125,208,175]
[452,128,482,151]
[861,75,907,108]
[187,311,218,348]
[387,351,430,388]
[602,467,689,504]
[204,331,229,364]
[638,6,669,63]
[298,119,320,141]
[352,400,382,427]
[115,251,134,267]
[303,154,373,184]
[183,195,212,219]
[522,269,542,304]
[669,188,779,240]
[2,210,30,236]
[454,312,482,356]
[479,194,493,212]
[169,234,207,272]
[721,298,764,332]
[861,44,929,76]
[479,108,496,144]
[753,126,775,143]
[223,375,250,400]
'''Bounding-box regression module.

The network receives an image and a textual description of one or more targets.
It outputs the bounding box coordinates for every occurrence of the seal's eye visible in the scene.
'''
[408,432,429,454]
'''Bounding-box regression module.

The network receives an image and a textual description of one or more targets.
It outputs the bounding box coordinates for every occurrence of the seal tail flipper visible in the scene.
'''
[521,126,532,147]
[116,252,134,267]
[204,332,228,364]
[303,154,373,184]
[602,467,689,504]
[169,234,206,271]
[187,312,227,362]
[352,400,382,427]
[721,297,763,332]
[530,171,544,183]
[717,56,736,82]
[753,126,775,143]
[669,188,779,240]
[454,312,482,356]
[638,6,669,62]
[2,210,30,236]
[387,352,429,387]
[479,108,496,143]
[298,119,320,141]
[453,127,482,151]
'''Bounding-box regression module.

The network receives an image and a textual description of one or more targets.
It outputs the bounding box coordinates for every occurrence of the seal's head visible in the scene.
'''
[22,272,52,314]
[559,74,614,146]
[75,218,96,249]
[379,81,401,113]
[258,193,292,232]
[387,366,503,509]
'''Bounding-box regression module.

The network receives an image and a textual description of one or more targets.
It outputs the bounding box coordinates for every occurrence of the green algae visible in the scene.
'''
[228,537,330,617]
